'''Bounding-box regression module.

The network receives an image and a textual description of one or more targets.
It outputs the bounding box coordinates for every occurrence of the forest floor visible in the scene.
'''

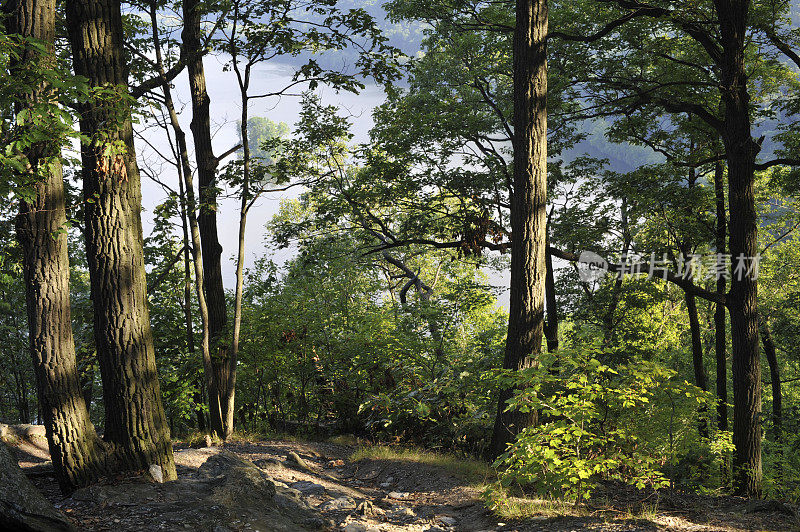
[10,435,800,531]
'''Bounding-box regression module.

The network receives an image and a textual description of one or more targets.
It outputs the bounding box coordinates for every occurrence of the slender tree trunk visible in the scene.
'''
[714,161,728,434]
[685,292,709,438]
[490,0,548,457]
[544,243,559,353]
[65,0,176,481]
[148,2,217,441]
[716,0,762,498]
[7,0,109,493]
[182,0,228,437]
[225,77,251,440]
[759,317,781,441]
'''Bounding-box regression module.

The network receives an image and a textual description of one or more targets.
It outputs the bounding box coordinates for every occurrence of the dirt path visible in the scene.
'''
[12,438,800,531]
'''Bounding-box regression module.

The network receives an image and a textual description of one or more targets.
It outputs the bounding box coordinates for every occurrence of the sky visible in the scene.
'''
[133,40,451,299]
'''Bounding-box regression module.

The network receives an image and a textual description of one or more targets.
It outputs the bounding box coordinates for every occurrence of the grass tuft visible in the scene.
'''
[349,444,494,485]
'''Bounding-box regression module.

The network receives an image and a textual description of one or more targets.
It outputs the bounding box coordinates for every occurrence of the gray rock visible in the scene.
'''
[435,515,458,527]
[0,441,75,531]
[342,522,380,532]
[290,480,326,496]
[149,464,163,483]
[319,496,357,511]
[388,491,411,500]
[391,506,416,520]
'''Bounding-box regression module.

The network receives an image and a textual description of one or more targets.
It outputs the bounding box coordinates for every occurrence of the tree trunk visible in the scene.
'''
[759,317,781,441]
[544,244,559,353]
[713,161,728,434]
[65,0,176,481]
[7,0,109,492]
[490,0,548,457]
[716,0,762,498]
[182,0,228,437]
[685,292,709,438]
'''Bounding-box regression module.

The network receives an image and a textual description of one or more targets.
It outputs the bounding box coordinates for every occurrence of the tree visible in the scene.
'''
[489,0,548,456]
[65,0,176,480]
[3,0,109,491]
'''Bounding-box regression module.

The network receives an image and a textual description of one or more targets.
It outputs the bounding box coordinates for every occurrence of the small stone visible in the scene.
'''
[342,523,379,532]
[355,500,384,517]
[388,491,411,500]
[318,496,357,511]
[290,480,326,496]
[392,506,416,520]
[286,451,311,471]
[435,515,457,527]
[149,464,164,483]
[379,482,391,488]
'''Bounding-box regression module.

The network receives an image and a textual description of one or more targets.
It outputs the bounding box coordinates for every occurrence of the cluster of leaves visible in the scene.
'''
[494,349,714,501]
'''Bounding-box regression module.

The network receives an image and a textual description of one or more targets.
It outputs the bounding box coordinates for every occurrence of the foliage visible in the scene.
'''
[494,349,714,501]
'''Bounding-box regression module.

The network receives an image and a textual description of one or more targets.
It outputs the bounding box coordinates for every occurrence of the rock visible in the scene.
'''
[342,522,379,532]
[355,500,384,517]
[149,464,164,483]
[379,482,391,488]
[391,506,416,520]
[424,528,448,532]
[0,441,75,531]
[318,496,357,511]
[356,468,380,480]
[435,515,458,527]
[744,499,796,515]
[17,424,47,439]
[290,480,326,496]
[286,451,312,471]
[199,451,277,508]
[326,459,345,468]
[388,491,411,500]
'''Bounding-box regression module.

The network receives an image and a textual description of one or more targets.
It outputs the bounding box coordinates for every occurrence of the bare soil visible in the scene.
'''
[11,437,800,531]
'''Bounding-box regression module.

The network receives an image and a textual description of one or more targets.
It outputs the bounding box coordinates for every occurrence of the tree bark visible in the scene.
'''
[490,0,548,457]
[716,0,762,498]
[544,244,559,353]
[759,317,781,441]
[713,161,728,434]
[65,0,176,481]
[685,292,709,438]
[182,0,228,437]
[7,0,109,492]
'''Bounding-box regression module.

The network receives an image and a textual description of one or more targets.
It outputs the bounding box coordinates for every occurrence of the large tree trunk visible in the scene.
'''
[65,0,176,481]
[713,161,728,434]
[490,0,548,457]
[182,0,228,437]
[759,317,781,441]
[685,292,709,438]
[7,0,109,492]
[716,0,762,498]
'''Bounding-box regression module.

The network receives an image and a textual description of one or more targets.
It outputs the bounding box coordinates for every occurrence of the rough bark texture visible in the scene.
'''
[0,441,76,531]
[685,292,709,439]
[760,318,781,441]
[182,0,227,436]
[713,161,728,434]
[490,0,548,457]
[65,0,176,481]
[6,0,109,492]
[715,0,762,498]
